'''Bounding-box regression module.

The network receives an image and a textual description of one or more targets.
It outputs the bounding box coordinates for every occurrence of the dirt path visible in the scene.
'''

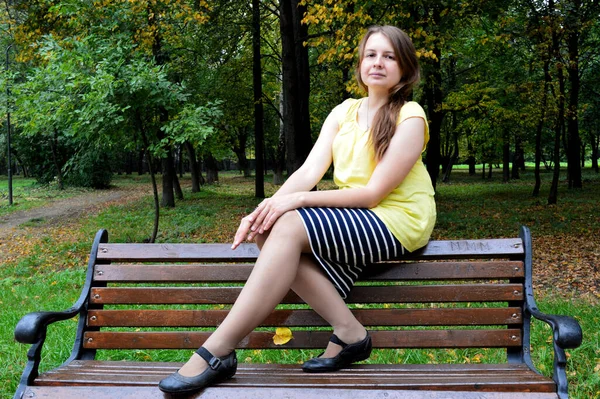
[0,190,134,233]
[0,186,149,264]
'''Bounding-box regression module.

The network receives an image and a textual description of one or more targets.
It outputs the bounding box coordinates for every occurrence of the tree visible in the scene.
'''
[252,0,265,198]
[301,0,509,189]
[280,0,312,176]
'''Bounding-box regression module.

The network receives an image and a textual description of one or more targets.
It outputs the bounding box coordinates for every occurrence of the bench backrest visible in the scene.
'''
[79,229,530,360]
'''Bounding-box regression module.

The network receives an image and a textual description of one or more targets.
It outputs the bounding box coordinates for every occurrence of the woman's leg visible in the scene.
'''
[178,211,366,377]
[178,211,309,376]
[290,255,367,357]
[256,231,367,358]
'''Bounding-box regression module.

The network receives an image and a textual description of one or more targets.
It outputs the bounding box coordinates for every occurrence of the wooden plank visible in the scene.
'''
[87,308,523,327]
[90,285,524,305]
[94,264,255,283]
[94,261,525,283]
[96,243,261,262]
[82,329,522,350]
[95,238,523,263]
[363,261,525,280]
[407,238,524,260]
[22,386,559,399]
[31,362,556,397]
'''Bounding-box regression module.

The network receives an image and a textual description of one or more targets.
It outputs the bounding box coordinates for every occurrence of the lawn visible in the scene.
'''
[1,168,599,398]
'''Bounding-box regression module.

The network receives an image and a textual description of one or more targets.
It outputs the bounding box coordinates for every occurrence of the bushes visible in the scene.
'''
[64,150,113,189]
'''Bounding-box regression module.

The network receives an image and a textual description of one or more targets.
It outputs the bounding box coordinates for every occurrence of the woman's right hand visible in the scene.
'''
[231,214,256,250]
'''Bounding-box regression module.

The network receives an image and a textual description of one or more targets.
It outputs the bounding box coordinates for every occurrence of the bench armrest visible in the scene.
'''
[13,230,108,399]
[519,226,582,399]
[528,310,582,349]
[14,308,81,344]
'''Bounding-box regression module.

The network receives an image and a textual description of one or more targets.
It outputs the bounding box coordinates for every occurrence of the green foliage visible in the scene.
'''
[158,101,224,155]
[63,149,113,189]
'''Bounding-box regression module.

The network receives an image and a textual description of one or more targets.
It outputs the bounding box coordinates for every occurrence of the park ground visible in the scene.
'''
[0,168,599,398]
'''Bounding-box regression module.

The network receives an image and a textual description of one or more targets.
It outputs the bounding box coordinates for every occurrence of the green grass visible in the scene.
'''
[1,169,599,398]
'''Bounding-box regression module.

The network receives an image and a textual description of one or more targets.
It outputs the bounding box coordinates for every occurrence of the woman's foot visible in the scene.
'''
[302,330,372,373]
[319,328,368,358]
[158,347,237,395]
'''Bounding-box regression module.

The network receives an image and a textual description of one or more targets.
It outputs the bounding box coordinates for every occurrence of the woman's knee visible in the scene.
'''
[255,231,269,249]
[267,211,310,251]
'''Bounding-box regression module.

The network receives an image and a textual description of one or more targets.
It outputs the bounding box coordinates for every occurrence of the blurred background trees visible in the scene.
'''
[1,0,599,205]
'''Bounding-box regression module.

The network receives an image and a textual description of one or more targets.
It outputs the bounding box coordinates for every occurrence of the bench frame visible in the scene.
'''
[13,226,582,399]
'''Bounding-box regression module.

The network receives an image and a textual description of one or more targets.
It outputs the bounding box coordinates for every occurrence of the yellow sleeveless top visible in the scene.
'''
[331,98,436,252]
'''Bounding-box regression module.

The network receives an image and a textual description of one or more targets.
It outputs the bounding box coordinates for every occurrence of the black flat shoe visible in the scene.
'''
[158,347,237,395]
[302,331,372,373]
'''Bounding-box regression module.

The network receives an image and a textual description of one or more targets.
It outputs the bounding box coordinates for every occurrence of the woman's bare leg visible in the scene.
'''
[290,255,366,357]
[257,231,367,358]
[178,211,366,376]
[179,211,309,376]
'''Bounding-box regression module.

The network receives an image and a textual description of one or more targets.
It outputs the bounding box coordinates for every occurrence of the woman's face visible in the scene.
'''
[360,32,401,93]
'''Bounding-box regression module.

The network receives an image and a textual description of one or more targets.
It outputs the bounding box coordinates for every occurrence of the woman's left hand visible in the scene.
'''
[231,193,301,249]
[251,193,302,234]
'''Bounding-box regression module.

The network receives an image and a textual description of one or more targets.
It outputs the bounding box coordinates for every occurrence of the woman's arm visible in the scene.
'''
[270,106,341,197]
[231,104,342,249]
[247,116,425,236]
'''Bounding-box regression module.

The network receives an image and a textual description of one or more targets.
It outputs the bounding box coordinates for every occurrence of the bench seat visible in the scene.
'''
[14,226,582,399]
[29,361,557,398]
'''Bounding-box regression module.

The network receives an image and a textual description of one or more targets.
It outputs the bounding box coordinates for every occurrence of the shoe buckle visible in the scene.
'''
[208,357,222,370]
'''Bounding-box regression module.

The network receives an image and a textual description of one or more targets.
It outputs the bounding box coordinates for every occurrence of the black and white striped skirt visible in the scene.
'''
[296,207,404,299]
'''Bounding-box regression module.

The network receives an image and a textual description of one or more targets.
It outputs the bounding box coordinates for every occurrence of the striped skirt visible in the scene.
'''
[296,207,404,299]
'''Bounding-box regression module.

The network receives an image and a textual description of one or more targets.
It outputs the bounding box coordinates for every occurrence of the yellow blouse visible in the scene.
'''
[331,98,436,252]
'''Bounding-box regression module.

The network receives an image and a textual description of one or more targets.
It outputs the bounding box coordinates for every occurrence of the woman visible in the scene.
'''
[159,25,436,395]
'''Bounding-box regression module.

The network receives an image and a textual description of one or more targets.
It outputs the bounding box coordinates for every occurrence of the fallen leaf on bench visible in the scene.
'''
[273,327,293,345]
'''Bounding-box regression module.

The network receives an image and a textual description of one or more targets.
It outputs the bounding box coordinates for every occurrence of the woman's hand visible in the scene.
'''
[231,193,302,250]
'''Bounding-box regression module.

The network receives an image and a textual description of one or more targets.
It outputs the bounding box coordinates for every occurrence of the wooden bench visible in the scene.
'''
[14,226,582,399]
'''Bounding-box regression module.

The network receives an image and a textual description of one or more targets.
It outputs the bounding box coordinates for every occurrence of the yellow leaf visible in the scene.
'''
[272,327,293,345]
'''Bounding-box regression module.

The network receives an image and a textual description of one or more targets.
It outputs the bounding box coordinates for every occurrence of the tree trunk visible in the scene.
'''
[533,59,550,197]
[13,152,28,178]
[467,138,476,176]
[502,131,510,183]
[512,135,522,180]
[234,146,251,177]
[205,153,219,184]
[136,110,159,243]
[549,0,564,205]
[51,128,64,190]
[185,141,201,193]
[161,152,176,207]
[273,82,286,185]
[442,128,458,183]
[423,8,443,190]
[280,0,312,176]
[252,0,265,198]
[566,2,582,189]
[173,170,184,200]
[176,145,184,178]
[591,133,599,173]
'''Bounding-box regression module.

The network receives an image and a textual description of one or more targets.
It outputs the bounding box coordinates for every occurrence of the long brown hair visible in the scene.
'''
[355,26,420,161]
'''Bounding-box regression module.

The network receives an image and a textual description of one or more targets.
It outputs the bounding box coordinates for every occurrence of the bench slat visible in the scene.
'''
[20,386,561,399]
[90,285,524,305]
[87,308,523,327]
[94,261,525,282]
[95,239,524,262]
[33,362,555,395]
[83,329,522,350]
